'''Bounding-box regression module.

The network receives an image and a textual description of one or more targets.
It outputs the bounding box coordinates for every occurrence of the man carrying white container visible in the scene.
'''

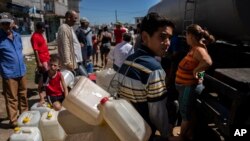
[113,12,174,140]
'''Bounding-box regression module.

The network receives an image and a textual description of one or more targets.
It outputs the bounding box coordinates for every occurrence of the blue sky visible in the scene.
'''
[79,0,161,25]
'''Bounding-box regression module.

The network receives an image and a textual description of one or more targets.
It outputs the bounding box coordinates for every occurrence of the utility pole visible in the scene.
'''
[40,0,44,22]
[115,10,118,22]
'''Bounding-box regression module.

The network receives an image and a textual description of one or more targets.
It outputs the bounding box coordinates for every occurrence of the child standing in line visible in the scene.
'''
[38,56,68,111]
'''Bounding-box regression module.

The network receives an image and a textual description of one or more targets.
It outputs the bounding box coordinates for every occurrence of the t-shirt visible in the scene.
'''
[114,28,126,44]
[31,32,50,63]
[115,45,167,103]
[108,41,134,68]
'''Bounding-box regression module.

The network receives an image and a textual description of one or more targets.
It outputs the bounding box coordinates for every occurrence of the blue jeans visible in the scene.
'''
[175,83,204,121]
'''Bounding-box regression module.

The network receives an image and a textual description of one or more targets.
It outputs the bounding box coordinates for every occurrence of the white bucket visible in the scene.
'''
[61,69,75,88]
[10,127,42,141]
[99,97,152,141]
[57,110,94,134]
[62,76,110,125]
[39,110,66,141]
[17,111,41,127]
[30,102,52,115]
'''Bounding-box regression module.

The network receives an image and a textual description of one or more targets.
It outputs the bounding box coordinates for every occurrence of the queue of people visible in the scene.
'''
[0,10,215,141]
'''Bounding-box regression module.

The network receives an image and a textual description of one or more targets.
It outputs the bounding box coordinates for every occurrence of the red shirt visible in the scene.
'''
[114,28,126,44]
[46,71,63,96]
[31,32,50,63]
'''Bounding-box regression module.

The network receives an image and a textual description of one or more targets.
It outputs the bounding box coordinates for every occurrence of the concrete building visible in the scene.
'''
[0,0,44,34]
[44,0,68,42]
[0,0,45,55]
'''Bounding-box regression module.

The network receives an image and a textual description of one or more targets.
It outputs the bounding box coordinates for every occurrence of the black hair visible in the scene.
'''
[103,26,108,31]
[65,10,75,18]
[123,33,132,42]
[140,12,175,36]
[36,22,45,29]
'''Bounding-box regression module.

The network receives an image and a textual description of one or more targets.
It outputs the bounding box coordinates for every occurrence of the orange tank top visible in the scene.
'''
[176,51,199,85]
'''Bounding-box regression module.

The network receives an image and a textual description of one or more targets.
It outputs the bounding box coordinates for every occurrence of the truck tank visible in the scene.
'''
[148,0,250,42]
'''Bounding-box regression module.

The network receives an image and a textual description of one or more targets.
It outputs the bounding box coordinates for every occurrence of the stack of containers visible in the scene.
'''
[10,127,42,141]
[99,97,152,141]
[39,109,67,141]
[61,76,151,141]
[62,76,110,125]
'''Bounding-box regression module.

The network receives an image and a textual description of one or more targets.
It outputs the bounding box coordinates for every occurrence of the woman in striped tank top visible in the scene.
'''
[175,24,215,141]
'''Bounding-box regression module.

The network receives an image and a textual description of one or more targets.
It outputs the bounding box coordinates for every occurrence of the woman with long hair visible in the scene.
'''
[175,24,215,141]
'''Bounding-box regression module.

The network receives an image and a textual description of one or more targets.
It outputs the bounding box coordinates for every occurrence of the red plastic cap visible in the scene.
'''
[100,97,109,105]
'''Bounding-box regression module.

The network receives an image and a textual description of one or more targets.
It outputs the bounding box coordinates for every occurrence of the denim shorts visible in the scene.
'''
[175,83,204,121]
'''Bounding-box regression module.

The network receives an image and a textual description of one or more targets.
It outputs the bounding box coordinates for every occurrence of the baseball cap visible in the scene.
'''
[80,17,89,23]
[0,12,13,23]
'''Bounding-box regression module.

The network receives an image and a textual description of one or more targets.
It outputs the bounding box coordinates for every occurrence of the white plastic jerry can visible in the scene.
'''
[93,122,120,141]
[30,102,52,116]
[57,110,94,134]
[65,132,94,141]
[10,127,42,141]
[99,97,152,141]
[39,110,66,141]
[17,111,41,127]
[96,68,116,91]
[62,76,110,125]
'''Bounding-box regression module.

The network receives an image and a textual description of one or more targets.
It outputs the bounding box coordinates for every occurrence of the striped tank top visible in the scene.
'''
[176,51,199,85]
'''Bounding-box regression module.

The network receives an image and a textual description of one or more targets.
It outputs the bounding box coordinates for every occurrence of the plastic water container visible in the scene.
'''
[10,127,42,141]
[99,97,152,141]
[30,102,52,115]
[57,110,94,134]
[39,110,66,141]
[65,132,93,141]
[88,73,96,83]
[62,76,110,125]
[96,68,116,92]
[17,111,41,127]
[93,122,120,141]
[61,69,75,88]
